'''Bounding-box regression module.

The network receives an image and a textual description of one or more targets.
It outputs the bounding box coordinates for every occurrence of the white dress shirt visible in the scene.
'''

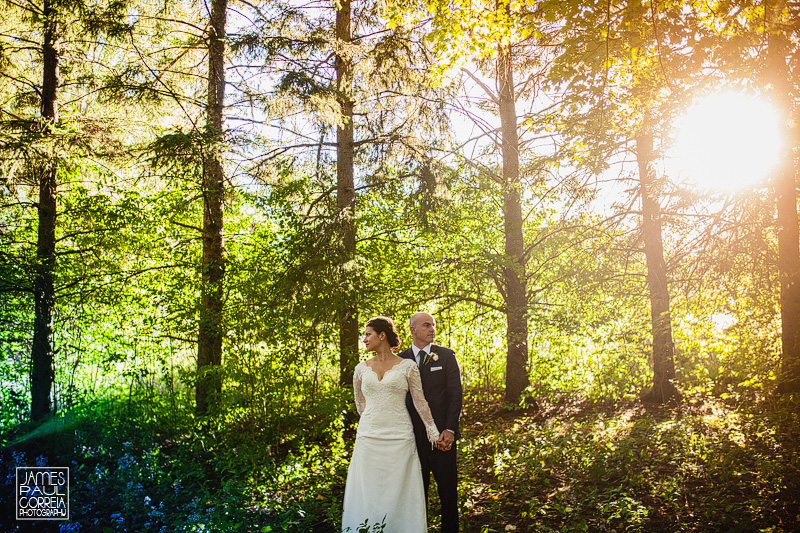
[412,343,433,366]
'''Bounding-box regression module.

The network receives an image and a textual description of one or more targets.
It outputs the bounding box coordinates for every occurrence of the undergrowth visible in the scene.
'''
[458,391,800,533]
[0,397,350,533]
[1,391,799,532]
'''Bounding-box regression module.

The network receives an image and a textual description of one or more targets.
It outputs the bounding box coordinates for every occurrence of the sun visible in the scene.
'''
[669,92,785,191]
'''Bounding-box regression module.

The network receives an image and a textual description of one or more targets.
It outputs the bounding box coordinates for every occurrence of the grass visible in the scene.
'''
[1,390,799,532]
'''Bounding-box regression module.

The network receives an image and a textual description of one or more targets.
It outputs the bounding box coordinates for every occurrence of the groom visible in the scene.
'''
[401,312,463,533]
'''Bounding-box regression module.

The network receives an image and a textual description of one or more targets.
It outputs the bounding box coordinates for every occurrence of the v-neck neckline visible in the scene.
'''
[365,360,406,382]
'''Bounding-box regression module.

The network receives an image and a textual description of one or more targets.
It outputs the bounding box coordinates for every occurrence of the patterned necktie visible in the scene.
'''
[418,350,426,367]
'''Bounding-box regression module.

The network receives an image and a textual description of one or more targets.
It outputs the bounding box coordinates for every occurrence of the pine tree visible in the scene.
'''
[0,0,132,420]
[196,0,228,415]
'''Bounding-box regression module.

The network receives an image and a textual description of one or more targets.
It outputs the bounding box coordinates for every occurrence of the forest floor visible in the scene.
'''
[2,390,800,532]
[446,391,800,533]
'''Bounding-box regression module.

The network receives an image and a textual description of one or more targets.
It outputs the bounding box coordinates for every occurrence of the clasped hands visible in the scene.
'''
[435,429,454,451]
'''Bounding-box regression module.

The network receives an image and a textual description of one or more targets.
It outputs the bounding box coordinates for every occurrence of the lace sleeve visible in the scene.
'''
[353,364,366,416]
[407,362,440,444]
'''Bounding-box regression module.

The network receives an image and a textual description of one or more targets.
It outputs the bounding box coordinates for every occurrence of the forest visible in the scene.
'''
[1,0,799,531]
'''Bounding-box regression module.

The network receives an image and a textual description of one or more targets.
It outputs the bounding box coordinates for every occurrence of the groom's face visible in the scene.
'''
[411,314,436,347]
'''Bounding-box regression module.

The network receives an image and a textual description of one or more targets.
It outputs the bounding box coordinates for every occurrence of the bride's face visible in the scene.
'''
[362,327,385,352]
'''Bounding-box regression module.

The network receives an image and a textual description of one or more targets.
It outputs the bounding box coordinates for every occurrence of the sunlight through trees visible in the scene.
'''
[1,0,799,529]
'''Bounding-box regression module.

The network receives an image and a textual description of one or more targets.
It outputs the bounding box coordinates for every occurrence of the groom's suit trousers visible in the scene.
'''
[417,438,459,533]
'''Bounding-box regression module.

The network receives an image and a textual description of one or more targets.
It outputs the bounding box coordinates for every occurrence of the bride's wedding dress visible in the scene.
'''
[342,358,440,533]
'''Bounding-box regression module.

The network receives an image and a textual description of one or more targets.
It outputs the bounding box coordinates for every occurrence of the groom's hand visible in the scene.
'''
[437,430,455,451]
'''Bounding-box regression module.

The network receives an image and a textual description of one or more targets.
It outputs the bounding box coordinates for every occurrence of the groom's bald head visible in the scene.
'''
[410,312,436,348]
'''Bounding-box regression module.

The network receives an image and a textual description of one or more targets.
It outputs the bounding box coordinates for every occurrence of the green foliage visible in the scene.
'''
[0,389,351,533]
[5,386,798,532]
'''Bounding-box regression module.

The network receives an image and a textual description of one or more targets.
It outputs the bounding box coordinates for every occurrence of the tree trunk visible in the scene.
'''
[775,151,800,393]
[764,1,800,393]
[336,0,359,388]
[497,40,530,405]
[196,0,227,416]
[31,1,59,421]
[637,129,680,404]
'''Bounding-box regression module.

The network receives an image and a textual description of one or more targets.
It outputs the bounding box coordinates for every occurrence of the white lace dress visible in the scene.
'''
[342,358,440,533]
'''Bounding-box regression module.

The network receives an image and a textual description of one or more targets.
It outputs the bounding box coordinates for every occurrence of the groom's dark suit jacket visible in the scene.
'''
[400,344,463,440]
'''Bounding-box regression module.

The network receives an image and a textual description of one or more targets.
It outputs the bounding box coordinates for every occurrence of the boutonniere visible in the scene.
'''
[424,350,439,366]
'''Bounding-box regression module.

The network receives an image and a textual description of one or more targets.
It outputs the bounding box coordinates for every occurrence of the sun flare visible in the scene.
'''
[669,92,784,191]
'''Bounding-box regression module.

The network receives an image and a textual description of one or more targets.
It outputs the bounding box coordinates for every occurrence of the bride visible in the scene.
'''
[342,316,440,533]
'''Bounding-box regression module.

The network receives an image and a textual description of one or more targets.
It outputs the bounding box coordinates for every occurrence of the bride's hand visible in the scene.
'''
[436,430,454,451]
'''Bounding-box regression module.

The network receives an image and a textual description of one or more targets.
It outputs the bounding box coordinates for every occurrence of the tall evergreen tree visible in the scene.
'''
[497,29,530,405]
[234,0,452,389]
[636,124,678,403]
[196,0,228,415]
[335,0,358,388]
[762,0,800,393]
[690,0,800,392]
[29,0,60,421]
[0,0,131,420]
[413,0,564,404]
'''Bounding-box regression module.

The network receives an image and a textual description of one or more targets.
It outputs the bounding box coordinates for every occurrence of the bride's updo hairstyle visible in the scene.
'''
[365,316,401,350]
